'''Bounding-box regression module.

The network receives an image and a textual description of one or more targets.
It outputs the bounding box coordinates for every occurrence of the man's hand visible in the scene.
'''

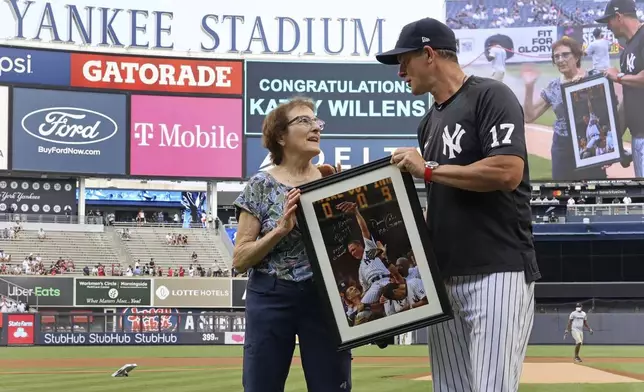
[564,330,569,340]
[589,329,594,335]
[604,67,620,82]
[390,148,425,179]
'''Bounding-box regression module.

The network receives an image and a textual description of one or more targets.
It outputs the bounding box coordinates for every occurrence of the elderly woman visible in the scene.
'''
[521,36,608,181]
[233,97,351,392]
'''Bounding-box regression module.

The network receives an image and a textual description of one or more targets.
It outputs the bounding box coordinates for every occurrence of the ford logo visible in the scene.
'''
[21,107,118,145]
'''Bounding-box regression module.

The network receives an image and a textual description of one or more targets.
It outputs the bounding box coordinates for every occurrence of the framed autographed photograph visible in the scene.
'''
[561,74,624,170]
[296,157,452,351]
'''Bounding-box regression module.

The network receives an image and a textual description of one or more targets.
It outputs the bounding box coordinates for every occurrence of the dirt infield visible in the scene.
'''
[3,356,644,384]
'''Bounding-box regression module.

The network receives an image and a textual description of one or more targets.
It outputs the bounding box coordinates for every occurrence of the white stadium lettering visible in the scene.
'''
[82,60,233,87]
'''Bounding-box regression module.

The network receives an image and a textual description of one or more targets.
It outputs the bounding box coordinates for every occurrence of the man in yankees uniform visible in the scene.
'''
[337,201,395,305]
[380,278,428,316]
[584,99,602,150]
[565,303,594,363]
[378,17,540,392]
[598,0,644,176]
[396,257,421,280]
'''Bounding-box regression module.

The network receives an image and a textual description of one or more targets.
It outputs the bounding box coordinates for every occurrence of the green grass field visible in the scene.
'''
[2,345,644,391]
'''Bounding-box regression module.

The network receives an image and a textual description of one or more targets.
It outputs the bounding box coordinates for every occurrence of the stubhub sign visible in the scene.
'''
[0,46,70,85]
[244,136,418,177]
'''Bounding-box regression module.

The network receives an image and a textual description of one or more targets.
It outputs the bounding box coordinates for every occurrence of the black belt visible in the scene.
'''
[368,274,390,285]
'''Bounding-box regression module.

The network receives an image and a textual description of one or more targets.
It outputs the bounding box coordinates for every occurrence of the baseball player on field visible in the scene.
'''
[380,17,541,392]
[584,98,602,150]
[336,201,396,305]
[565,302,594,363]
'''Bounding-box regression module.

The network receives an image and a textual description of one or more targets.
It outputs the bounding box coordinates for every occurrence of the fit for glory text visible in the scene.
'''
[518,30,553,54]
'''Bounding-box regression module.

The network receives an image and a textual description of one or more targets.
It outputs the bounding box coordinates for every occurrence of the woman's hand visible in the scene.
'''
[275,188,300,236]
[317,163,343,177]
[521,64,540,86]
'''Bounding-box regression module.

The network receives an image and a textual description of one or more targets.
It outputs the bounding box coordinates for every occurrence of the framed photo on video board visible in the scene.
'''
[295,157,452,351]
[561,74,624,170]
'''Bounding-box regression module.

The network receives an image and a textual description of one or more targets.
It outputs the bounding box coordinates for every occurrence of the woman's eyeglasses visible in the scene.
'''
[553,52,573,61]
[287,116,325,130]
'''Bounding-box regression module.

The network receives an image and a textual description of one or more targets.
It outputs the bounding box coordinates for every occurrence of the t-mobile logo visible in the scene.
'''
[133,123,240,149]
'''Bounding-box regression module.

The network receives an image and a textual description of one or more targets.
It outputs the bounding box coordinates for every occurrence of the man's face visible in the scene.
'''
[396,258,411,277]
[397,48,434,96]
[390,284,407,301]
[345,286,361,302]
[606,14,626,38]
[348,243,364,259]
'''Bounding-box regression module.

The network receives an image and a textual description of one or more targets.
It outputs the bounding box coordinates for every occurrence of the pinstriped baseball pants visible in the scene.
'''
[428,272,535,392]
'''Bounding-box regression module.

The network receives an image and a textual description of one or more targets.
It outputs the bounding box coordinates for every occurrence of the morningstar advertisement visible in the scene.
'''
[246,61,429,138]
[129,95,243,179]
[244,136,418,177]
[10,88,127,175]
[36,332,225,346]
[455,26,557,65]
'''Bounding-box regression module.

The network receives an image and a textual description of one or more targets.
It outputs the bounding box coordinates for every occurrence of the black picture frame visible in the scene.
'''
[560,74,624,171]
[295,157,453,351]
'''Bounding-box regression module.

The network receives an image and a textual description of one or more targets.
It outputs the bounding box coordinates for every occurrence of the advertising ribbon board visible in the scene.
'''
[244,136,418,177]
[245,61,430,138]
[152,278,231,308]
[0,46,70,85]
[0,178,76,216]
[11,87,127,176]
[37,332,225,346]
[231,279,247,308]
[0,86,7,171]
[0,276,74,306]
[129,95,243,179]
[7,314,35,345]
[70,54,243,95]
[454,26,557,66]
[75,278,151,307]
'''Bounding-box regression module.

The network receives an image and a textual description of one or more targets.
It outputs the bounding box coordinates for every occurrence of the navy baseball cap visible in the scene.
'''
[596,0,638,23]
[375,18,458,65]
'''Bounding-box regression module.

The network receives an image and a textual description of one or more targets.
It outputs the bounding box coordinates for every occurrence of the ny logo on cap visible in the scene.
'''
[422,37,431,43]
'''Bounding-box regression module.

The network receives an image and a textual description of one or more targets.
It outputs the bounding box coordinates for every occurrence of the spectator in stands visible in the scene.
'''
[522,37,608,181]
[585,28,612,75]
[83,265,90,275]
[0,297,7,313]
[192,251,198,261]
[167,266,173,277]
[120,228,131,240]
[189,265,195,277]
[125,265,133,276]
[37,228,46,241]
[178,266,185,277]
[232,97,349,391]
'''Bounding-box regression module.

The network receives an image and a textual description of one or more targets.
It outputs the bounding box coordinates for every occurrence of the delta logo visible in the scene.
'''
[69,53,242,95]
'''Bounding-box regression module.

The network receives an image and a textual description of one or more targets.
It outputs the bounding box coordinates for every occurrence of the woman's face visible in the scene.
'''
[281,105,322,160]
[553,45,578,74]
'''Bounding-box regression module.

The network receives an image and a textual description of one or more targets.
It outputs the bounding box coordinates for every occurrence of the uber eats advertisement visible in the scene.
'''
[0,276,73,306]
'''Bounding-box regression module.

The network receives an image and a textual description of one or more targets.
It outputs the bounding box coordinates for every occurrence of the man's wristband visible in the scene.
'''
[424,166,433,183]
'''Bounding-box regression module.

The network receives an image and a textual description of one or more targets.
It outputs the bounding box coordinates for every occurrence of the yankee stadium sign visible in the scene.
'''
[0,0,444,60]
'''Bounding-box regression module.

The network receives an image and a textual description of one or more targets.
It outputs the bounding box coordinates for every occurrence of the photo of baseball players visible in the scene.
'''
[311,177,429,328]
[570,85,617,162]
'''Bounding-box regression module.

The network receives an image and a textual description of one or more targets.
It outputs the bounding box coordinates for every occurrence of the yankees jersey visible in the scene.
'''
[408,266,421,279]
[620,24,644,137]
[586,113,600,139]
[569,310,587,332]
[358,237,390,290]
[383,278,427,316]
[419,76,540,279]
